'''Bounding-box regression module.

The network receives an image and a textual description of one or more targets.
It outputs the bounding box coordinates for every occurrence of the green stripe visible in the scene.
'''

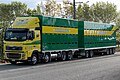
[24,40,41,45]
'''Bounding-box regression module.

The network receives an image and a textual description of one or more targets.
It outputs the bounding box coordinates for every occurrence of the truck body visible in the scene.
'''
[3,15,117,64]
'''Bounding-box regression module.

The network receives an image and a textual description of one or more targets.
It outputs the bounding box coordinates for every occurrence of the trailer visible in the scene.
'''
[3,15,117,65]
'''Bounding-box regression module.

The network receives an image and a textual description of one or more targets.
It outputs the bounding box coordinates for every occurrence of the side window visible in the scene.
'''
[28,31,35,40]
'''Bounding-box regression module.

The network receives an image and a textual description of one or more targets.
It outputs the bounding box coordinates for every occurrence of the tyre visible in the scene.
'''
[89,50,94,58]
[85,51,89,58]
[112,48,115,54]
[106,49,109,55]
[67,51,73,60]
[30,54,38,65]
[9,60,17,65]
[44,54,50,63]
[109,49,112,55]
[60,52,66,61]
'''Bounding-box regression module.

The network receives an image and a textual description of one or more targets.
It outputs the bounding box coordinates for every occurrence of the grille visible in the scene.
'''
[6,46,22,50]
[7,53,21,59]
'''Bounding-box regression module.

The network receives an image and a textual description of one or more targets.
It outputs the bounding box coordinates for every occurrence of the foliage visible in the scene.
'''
[0,1,27,23]
[44,0,62,17]
[89,2,118,23]
[76,3,91,21]
[62,0,73,18]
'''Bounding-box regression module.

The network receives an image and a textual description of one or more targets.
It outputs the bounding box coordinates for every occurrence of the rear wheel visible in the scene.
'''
[109,49,112,55]
[106,49,109,55]
[85,51,89,58]
[61,52,66,61]
[44,54,50,63]
[112,48,115,54]
[67,51,73,60]
[89,50,94,58]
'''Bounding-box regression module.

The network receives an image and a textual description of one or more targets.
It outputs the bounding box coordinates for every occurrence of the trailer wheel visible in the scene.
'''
[61,52,66,61]
[106,49,109,55]
[109,49,112,55]
[67,51,73,60]
[30,54,38,65]
[9,60,17,65]
[85,51,89,58]
[89,50,94,58]
[112,48,115,54]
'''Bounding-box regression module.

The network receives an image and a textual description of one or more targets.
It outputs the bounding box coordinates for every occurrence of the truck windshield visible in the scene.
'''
[5,31,27,41]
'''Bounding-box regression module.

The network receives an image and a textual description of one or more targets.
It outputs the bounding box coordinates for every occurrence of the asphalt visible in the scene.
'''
[0,52,120,80]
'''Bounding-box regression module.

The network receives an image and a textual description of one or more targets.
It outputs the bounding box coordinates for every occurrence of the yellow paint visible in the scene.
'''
[84,30,112,36]
[84,26,117,36]
[112,26,117,31]
[12,17,40,29]
[42,26,116,36]
[4,17,41,61]
[37,25,117,37]
[4,41,41,60]
[42,26,78,34]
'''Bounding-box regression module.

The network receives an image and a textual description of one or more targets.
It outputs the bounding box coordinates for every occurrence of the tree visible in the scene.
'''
[76,3,91,21]
[44,0,62,17]
[11,1,27,17]
[36,4,41,15]
[62,0,73,18]
[0,1,27,23]
[89,2,118,23]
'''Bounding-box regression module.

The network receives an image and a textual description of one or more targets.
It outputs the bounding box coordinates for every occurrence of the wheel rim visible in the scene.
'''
[68,53,72,60]
[101,53,104,55]
[32,55,37,64]
[110,49,112,54]
[45,55,49,62]
[85,51,89,58]
[62,52,66,60]
[90,51,93,57]
[107,49,109,55]
[113,48,115,54]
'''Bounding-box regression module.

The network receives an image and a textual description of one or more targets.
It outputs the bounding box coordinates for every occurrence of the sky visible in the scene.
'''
[0,0,120,11]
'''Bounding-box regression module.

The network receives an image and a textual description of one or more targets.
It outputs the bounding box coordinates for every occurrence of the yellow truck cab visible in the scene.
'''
[4,17,41,64]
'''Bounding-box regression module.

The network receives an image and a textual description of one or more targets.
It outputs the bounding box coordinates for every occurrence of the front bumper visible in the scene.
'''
[4,51,27,60]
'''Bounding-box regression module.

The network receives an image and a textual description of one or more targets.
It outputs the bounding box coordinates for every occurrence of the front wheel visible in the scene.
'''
[29,54,38,65]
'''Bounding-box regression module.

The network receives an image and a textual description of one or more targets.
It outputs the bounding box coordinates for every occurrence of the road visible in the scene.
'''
[0,52,120,80]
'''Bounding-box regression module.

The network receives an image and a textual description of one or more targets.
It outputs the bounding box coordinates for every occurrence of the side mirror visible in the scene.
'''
[28,31,35,40]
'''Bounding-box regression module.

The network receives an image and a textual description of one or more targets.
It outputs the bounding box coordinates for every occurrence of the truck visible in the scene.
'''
[3,15,117,65]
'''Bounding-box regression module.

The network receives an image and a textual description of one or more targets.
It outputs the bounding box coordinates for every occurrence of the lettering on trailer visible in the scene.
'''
[42,26,78,34]
[54,29,70,32]
[97,31,107,35]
